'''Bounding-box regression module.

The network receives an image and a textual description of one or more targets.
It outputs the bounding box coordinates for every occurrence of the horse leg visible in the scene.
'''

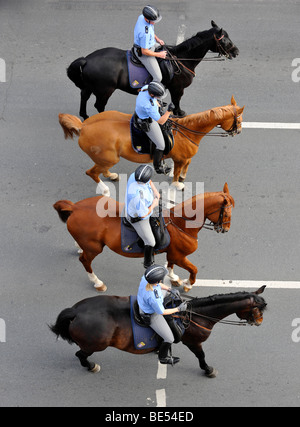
[179,160,191,183]
[75,350,100,373]
[94,88,116,113]
[79,250,107,292]
[175,256,198,293]
[166,262,183,288]
[171,161,185,191]
[170,89,186,118]
[80,88,92,120]
[186,343,217,378]
[103,170,119,182]
[86,164,111,196]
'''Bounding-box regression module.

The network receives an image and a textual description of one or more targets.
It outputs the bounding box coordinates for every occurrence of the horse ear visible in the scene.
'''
[238,106,245,115]
[254,285,266,295]
[223,182,229,194]
[211,20,219,29]
[231,95,237,106]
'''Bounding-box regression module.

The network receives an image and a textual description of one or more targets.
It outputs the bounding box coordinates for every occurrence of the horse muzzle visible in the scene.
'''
[251,308,264,326]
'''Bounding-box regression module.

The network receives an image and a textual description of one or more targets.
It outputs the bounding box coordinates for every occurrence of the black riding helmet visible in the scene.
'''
[148,81,166,98]
[142,5,162,23]
[135,164,154,183]
[145,264,167,284]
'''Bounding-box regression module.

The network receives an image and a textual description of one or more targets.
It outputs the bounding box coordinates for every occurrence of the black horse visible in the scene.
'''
[67,21,239,120]
[50,287,266,377]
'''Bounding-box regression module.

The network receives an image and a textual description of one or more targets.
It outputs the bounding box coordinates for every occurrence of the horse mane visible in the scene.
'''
[168,29,215,56]
[190,292,267,309]
[170,192,235,218]
[176,105,235,128]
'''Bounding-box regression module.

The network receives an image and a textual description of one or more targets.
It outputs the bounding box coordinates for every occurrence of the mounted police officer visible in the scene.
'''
[137,264,187,365]
[133,5,167,83]
[125,164,161,268]
[134,82,174,174]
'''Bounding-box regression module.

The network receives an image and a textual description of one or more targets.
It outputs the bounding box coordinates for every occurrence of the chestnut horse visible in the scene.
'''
[50,287,267,376]
[53,183,235,293]
[58,96,244,194]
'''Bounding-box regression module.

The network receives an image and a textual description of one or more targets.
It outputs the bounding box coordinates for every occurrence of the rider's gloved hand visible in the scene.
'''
[177,302,187,312]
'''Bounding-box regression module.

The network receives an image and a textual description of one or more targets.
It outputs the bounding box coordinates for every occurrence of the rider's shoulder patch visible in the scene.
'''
[150,98,154,106]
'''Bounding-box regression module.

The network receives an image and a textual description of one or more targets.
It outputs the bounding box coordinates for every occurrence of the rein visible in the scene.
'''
[169,119,230,146]
[165,199,233,237]
[168,106,240,145]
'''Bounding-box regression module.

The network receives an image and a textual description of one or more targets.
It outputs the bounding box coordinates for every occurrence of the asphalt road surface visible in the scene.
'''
[0,0,300,408]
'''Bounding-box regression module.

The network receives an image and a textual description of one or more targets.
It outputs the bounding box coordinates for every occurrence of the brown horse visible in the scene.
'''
[50,287,267,376]
[58,96,244,194]
[53,183,235,293]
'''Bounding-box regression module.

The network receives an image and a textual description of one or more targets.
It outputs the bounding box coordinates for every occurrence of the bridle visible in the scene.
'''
[165,197,232,238]
[202,201,233,233]
[168,107,240,146]
[213,33,237,59]
[173,297,264,331]
[163,32,235,77]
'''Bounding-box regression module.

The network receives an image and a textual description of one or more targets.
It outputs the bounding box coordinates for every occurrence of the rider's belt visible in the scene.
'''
[133,112,152,133]
[127,214,142,224]
[133,44,142,57]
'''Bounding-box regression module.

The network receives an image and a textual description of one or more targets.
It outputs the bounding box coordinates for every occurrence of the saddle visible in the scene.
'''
[127,46,174,89]
[130,295,185,350]
[121,214,170,254]
[130,114,174,156]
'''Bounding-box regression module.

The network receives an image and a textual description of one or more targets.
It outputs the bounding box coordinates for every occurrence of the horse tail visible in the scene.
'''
[67,57,86,89]
[49,307,76,344]
[58,113,83,139]
[53,200,74,223]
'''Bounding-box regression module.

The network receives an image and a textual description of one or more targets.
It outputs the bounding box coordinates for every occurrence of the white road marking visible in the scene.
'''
[193,280,300,289]
[156,389,167,407]
[157,361,167,379]
[243,122,300,129]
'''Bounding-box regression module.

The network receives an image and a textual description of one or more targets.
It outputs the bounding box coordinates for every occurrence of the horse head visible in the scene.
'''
[211,95,245,136]
[236,286,268,326]
[211,20,239,59]
[206,183,235,233]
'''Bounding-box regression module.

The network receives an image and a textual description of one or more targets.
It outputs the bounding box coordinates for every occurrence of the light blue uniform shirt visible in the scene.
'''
[125,172,154,220]
[134,15,155,49]
[137,276,165,315]
[135,87,161,121]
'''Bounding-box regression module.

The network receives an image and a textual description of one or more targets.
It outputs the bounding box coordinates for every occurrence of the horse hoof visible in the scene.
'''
[172,111,186,118]
[94,283,107,292]
[170,279,182,288]
[109,173,119,182]
[205,368,218,378]
[171,182,185,191]
[183,280,192,293]
[90,364,101,373]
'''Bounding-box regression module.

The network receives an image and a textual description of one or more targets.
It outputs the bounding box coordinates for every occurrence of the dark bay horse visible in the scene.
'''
[67,21,239,119]
[50,286,267,376]
[53,184,235,293]
[58,96,244,193]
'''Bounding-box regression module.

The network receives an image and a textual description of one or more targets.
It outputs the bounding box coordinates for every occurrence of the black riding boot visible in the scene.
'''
[143,245,154,268]
[158,342,180,365]
[153,149,170,175]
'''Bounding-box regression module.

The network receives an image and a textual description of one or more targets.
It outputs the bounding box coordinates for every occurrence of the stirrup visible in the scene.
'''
[159,356,180,366]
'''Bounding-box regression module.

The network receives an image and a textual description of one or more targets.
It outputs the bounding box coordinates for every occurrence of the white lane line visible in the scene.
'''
[156,389,167,407]
[176,23,186,44]
[193,280,300,289]
[243,122,300,129]
[157,361,167,379]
